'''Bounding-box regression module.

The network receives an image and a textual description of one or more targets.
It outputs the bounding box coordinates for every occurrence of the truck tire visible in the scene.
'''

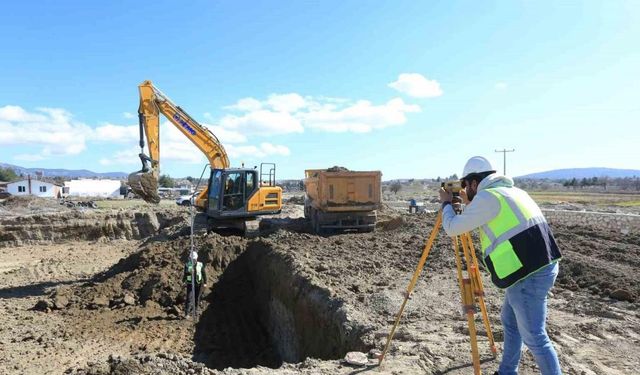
[311,208,322,234]
[181,200,191,206]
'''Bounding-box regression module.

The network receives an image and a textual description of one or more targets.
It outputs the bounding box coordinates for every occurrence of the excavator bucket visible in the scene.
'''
[128,169,161,204]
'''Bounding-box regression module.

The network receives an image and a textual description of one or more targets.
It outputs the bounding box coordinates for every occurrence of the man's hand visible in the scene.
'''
[459,188,470,205]
[439,187,452,204]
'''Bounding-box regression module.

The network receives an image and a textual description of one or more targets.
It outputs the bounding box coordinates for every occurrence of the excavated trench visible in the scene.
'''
[194,240,368,370]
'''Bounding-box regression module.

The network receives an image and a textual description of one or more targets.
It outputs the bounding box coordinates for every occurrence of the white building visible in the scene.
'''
[64,179,123,198]
[7,178,63,198]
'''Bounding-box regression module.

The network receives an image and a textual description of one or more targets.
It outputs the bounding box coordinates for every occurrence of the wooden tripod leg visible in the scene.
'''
[463,278,482,375]
[378,212,443,366]
[463,233,498,356]
[454,235,482,374]
[452,236,465,296]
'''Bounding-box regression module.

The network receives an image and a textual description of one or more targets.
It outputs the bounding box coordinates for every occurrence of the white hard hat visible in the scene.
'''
[462,156,495,179]
[191,251,198,261]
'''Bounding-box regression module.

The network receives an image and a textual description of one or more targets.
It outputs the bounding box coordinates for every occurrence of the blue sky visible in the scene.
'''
[1,1,638,180]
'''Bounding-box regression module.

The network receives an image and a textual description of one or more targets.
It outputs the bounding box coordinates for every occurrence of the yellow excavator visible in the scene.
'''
[128,80,282,232]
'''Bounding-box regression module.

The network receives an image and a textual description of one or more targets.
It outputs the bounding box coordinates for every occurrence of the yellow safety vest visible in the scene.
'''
[479,187,561,288]
[185,261,203,284]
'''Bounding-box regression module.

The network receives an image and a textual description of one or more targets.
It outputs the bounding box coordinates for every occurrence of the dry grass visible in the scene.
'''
[95,199,178,210]
[528,191,640,206]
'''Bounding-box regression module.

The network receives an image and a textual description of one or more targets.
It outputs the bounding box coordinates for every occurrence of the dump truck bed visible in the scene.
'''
[304,169,381,212]
[304,169,382,233]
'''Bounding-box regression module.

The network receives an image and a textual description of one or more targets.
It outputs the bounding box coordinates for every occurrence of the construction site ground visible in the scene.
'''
[1,194,639,374]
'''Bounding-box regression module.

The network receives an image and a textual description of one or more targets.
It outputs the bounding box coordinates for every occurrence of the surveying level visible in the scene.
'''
[442,180,462,194]
[442,180,464,213]
[378,206,497,374]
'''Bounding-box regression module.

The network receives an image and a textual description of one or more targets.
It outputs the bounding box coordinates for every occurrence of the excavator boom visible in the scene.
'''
[128,80,230,204]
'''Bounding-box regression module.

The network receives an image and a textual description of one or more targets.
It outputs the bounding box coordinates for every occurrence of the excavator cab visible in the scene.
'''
[207,164,281,219]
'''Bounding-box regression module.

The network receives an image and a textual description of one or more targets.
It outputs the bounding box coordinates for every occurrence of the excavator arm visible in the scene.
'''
[128,80,230,206]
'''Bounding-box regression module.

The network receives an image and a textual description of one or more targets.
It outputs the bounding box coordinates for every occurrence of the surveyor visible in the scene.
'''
[438,156,562,375]
[183,251,207,317]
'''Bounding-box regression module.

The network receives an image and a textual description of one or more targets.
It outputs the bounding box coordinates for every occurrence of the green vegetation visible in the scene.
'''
[389,182,402,194]
[0,167,18,182]
[158,174,175,188]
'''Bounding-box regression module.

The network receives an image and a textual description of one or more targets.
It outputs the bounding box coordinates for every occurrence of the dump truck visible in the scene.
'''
[303,168,381,233]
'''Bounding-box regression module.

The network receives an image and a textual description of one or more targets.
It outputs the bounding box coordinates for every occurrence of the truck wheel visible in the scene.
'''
[181,200,191,206]
[312,209,322,234]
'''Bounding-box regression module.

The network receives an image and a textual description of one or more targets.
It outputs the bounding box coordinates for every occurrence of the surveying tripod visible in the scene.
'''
[378,205,497,374]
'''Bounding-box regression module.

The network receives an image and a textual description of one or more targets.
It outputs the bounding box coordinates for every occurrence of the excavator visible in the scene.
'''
[128,80,282,232]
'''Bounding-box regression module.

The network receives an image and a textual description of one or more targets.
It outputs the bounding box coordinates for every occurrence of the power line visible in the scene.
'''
[495,149,515,175]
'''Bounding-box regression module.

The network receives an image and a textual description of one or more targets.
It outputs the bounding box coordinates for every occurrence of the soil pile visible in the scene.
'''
[553,224,640,301]
[0,195,72,216]
[286,195,305,205]
[0,209,189,247]
[56,234,247,311]
[326,166,350,172]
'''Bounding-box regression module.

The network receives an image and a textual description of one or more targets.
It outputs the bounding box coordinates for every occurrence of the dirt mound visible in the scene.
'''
[286,195,305,205]
[326,166,350,172]
[57,234,247,310]
[0,209,189,247]
[376,216,405,231]
[553,224,640,302]
[0,195,71,216]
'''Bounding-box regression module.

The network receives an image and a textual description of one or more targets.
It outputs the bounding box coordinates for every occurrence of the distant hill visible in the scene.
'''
[0,162,127,179]
[518,167,640,180]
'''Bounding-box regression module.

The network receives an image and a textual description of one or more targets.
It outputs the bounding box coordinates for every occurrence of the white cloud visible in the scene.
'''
[300,97,421,133]
[123,112,135,119]
[220,110,304,135]
[217,91,421,136]
[224,97,263,112]
[93,119,248,166]
[226,142,290,158]
[99,148,141,166]
[388,73,443,98]
[495,82,508,90]
[92,123,139,143]
[266,93,307,113]
[0,105,91,158]
[0,103,286,167]
[205,124,247,143]
[258,142,290,156]
[0,105,48,122]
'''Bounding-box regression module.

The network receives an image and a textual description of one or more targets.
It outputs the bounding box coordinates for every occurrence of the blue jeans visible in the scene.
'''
[498,262,561,375]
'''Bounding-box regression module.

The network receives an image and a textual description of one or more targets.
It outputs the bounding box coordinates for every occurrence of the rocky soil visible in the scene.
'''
[0,199,638,374]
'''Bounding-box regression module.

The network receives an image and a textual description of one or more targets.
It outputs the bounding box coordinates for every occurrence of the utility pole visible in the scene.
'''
[495,149,515,175]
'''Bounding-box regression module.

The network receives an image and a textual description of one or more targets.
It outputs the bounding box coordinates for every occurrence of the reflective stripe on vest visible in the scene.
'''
[186,262,203,284]
[479,187,547,282]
